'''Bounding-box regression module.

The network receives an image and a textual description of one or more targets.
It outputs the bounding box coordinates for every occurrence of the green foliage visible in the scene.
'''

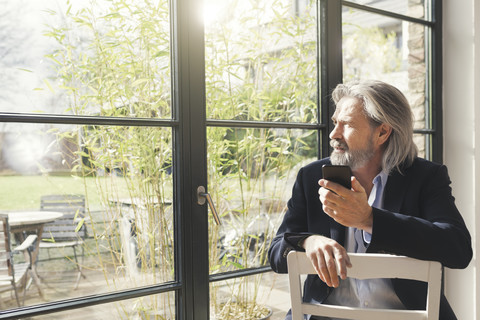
[42,0,325,317]
[42,0,405,317]
[205,1,319,317]
[204,0,318,276]
[44,1,175,318]
[205,0,317,124]
[45,0,171,118]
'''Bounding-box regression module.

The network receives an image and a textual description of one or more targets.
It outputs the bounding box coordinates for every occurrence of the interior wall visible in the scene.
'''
[443,0,478,318]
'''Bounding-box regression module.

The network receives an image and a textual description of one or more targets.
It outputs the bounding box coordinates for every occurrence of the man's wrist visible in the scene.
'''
[299,235,310,249]
[360,207,373,233]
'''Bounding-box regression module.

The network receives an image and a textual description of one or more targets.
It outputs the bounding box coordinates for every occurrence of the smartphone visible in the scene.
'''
[322,164,352,189]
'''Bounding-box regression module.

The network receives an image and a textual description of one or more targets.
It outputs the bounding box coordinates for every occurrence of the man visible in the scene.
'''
[268,80,472,320]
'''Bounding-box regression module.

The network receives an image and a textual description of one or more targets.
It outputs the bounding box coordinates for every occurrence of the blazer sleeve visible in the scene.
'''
[268,161,332,273]
[368,162,472,269]
[268,167,310,274]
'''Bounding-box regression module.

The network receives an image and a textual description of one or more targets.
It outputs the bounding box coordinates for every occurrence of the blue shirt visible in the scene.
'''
[320,171,405,317]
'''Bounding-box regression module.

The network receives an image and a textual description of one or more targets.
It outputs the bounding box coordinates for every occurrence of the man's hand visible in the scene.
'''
[318,176,373,233]
[302,235,352,288]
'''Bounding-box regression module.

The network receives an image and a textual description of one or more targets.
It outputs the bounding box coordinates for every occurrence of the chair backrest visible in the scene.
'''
[287,251,442,320]
[0,214,13,278]
[40,195,87,241]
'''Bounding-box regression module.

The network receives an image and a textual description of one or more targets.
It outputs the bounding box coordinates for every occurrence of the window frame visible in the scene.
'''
[0,0,441,319]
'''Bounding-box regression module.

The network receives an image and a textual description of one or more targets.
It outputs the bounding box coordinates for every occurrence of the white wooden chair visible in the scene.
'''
[0,214,40,307]
[287,251,442,320]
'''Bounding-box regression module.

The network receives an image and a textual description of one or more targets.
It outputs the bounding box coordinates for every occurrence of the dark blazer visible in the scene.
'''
[268,157,472,320]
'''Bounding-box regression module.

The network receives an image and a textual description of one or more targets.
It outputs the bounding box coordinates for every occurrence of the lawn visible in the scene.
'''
[0,175,124,211]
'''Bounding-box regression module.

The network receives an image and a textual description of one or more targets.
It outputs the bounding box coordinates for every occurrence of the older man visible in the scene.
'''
[268,80,472,320]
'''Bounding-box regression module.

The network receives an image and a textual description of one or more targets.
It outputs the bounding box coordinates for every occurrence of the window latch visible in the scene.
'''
[197,186,221,225]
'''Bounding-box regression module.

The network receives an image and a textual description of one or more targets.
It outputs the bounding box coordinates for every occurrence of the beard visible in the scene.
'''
[330,138,375,170]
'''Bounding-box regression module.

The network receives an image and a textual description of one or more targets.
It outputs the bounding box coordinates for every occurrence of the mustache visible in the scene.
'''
[330,139,348,151]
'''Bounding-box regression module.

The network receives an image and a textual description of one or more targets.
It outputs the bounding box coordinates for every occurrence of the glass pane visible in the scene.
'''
[210,272,289,320]
[0,1,171,118]
[204,0,318,123]
[207,127,317,273]
[26,292,175,319]
[0,123,174,310]
[414,133,430,159]
[342,8,429,130]
[345,0,429,21]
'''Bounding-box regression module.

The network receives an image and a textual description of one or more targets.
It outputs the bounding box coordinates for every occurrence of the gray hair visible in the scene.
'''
[331,80,417,173]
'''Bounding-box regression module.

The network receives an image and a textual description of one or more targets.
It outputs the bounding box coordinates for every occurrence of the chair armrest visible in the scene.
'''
[74,216,91,223]
[12,234,38,252]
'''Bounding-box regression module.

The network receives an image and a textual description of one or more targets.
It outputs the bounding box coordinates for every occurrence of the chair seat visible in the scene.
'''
[0,262,29,293]
[0,275,13,287]
[40,240,83,248]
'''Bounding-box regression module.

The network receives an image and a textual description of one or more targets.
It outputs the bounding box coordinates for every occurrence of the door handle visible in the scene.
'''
[197,186,221,225]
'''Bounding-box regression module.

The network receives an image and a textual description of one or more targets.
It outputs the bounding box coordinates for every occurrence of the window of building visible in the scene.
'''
[0,0,439,318]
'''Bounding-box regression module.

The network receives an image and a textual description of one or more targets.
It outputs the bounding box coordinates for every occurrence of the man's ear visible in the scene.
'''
[377,124,392,146]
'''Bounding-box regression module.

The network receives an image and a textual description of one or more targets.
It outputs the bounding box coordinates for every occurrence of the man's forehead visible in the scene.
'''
[333,96,364,119]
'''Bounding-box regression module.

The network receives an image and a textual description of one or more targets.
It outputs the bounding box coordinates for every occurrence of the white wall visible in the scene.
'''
[443,0,478,318]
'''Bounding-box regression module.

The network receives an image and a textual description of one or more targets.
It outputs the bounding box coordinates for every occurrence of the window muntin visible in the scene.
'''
[29,292,176,319]
[344,0,429,22]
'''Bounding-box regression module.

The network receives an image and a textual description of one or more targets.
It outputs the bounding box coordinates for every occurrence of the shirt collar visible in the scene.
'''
[373,170,389,188]
[368,170,389,208]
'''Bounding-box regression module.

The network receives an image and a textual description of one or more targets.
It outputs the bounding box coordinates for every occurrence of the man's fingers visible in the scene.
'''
[303,235,351,288]
[308,251,328,285]
[351,176,365,193]
[324,254,340,287]
[319,187,342,218]
[319,179,350,196]
[308,250,345,288]
[334,250,352,280]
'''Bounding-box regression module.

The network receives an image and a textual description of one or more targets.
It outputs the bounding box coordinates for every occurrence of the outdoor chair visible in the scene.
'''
[39,194,87,289]
[287,251,442,320]
[0,213,41,307]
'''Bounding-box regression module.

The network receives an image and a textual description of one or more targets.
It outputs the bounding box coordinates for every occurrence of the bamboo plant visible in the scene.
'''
[42,0,403,318]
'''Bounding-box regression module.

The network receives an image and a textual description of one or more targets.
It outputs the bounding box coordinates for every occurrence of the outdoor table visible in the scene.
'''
[8,210,63,227]
[8,211,64,255]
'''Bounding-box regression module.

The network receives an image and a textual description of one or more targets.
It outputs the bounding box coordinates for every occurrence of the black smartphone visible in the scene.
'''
[322,164,352,189]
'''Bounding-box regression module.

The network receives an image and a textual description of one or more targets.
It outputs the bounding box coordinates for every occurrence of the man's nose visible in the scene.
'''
[329,124,342,140]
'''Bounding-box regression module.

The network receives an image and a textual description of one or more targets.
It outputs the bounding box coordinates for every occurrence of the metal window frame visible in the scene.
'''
[0,0,442,319]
